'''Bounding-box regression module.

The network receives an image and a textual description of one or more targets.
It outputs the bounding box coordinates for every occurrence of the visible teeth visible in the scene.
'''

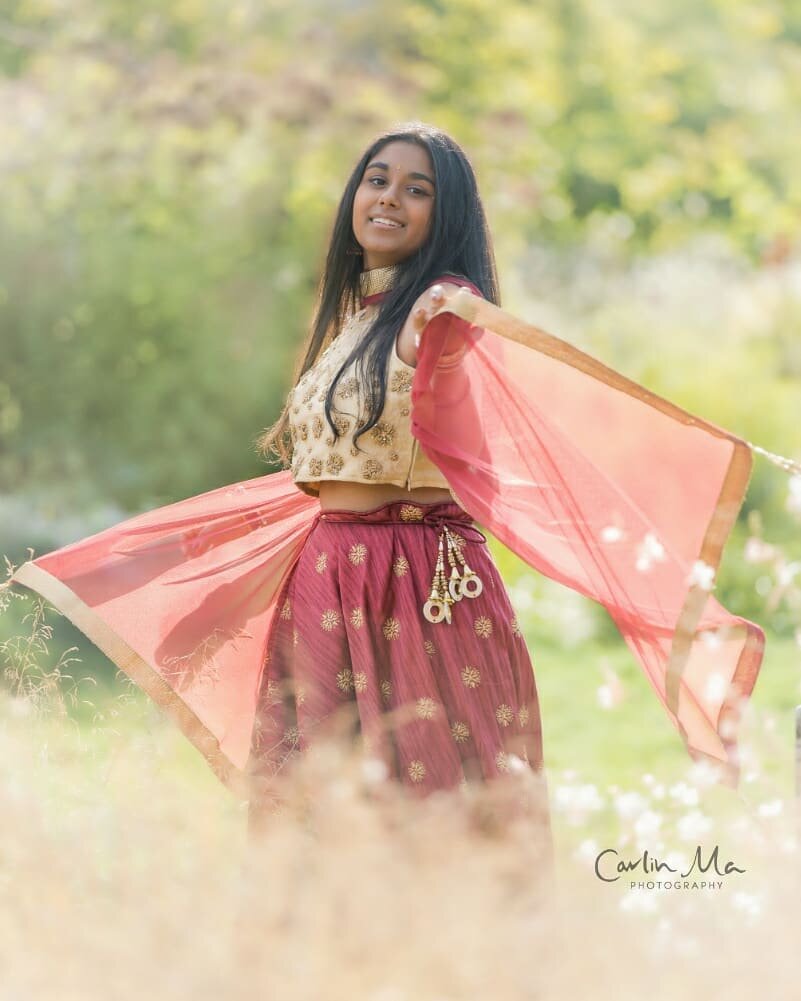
[371,217,402,227]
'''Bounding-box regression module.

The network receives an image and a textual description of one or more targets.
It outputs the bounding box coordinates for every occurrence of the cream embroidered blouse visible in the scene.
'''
[288,304,451,498]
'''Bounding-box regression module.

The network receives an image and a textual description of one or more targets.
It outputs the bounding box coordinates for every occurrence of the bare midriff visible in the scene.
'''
[317,480,453,512]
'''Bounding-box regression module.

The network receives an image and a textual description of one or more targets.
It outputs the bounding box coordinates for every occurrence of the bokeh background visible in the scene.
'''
[1,0,801,862]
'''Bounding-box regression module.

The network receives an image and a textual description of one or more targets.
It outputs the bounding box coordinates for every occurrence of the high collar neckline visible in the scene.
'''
[359,263,400,307]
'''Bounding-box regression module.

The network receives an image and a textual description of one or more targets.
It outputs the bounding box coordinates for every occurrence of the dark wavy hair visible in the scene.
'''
[255,121,500,465]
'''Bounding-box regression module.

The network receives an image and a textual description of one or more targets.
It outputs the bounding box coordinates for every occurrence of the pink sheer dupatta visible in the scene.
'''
[12,472,320,797]
[412,285,765,788]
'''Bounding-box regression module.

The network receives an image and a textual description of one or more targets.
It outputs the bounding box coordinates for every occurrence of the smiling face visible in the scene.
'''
[351,140,436,270]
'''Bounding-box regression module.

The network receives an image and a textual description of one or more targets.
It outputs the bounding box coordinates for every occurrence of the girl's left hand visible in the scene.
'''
[411,283,460,347]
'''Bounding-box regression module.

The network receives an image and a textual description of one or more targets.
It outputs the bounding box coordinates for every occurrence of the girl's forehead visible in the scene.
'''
[363,142,434,179]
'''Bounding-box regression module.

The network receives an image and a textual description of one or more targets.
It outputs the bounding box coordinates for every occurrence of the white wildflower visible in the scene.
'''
[636,532,666,572]
[597,661,624,709]
[787,474,801,515]
[687,761,721,789]
[574,838,600,863]
[669,781,699,807]
[688,559,716,591]
[676,809,712,841]
[361,757,389,785]
[777,561,800,587]
[634,809,663,839]
[756,798,783,817]
[554,782,604,823]
[614,791,649,819]
[508,584,534,610]
[704,672,728,703]
[744,537,777,563]
[699,630,723,649]
[597,684,616,708]
[755,574,773,596]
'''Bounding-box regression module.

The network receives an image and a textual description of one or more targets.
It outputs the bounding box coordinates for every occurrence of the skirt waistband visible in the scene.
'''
[317,501,486,626]
[318,500,485,543]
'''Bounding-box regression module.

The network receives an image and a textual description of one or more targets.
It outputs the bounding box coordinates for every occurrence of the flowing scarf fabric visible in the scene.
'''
[12,473,320,798]
[9,283,765,796]
[413,288,765,789]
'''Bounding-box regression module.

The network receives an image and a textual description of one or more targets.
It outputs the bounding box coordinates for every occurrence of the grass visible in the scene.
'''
[2,527,800,998]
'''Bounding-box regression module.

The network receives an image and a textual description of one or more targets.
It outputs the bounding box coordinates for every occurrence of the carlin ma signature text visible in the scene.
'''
[595,845,746,883]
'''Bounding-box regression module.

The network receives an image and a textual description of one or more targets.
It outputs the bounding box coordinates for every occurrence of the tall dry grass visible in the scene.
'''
[1,677,801,1000]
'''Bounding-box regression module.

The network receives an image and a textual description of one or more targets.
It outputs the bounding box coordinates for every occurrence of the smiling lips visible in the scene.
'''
[370,216,404,229]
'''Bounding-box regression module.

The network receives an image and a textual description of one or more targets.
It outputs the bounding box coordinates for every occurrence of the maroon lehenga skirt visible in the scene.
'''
[247,499,551,842]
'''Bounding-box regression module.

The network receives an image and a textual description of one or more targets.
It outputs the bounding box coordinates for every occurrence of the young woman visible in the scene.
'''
[247,125,551,835]
[7,122,765,858]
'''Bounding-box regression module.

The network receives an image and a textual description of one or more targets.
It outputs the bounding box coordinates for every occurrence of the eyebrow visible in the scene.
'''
[365,160,435,186]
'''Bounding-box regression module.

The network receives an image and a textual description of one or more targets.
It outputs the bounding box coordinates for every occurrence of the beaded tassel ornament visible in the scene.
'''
[423,525,484,624]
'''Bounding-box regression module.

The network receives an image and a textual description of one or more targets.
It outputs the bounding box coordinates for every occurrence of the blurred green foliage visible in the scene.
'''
[1,0,799,636]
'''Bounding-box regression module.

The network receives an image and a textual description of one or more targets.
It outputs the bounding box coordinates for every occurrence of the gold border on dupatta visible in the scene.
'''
[10,560,252,801]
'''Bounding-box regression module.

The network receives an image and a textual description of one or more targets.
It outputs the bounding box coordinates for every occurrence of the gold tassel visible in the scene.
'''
[423,526,484,624]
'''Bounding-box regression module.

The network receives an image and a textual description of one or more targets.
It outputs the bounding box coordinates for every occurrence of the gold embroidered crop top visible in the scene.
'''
[287,302,450,497]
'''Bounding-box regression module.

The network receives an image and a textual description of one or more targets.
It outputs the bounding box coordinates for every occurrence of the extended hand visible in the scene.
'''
[411,283,460,348]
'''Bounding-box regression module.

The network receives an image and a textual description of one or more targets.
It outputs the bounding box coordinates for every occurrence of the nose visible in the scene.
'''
[378,181,400,206]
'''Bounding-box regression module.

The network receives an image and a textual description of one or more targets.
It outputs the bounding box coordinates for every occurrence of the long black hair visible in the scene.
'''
[255,121,500,465]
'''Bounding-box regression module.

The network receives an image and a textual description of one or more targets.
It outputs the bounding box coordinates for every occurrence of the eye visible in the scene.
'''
[366,176,430,196]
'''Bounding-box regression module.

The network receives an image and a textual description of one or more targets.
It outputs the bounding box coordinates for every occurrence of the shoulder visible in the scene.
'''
[424,273,484,299]
[409,277,482,316]
[412,275,484,310]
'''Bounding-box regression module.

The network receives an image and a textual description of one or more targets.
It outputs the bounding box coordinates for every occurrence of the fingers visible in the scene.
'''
[412,284,450,329]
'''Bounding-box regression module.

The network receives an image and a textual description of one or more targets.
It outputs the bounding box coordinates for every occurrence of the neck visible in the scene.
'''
[359,263,400,303]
